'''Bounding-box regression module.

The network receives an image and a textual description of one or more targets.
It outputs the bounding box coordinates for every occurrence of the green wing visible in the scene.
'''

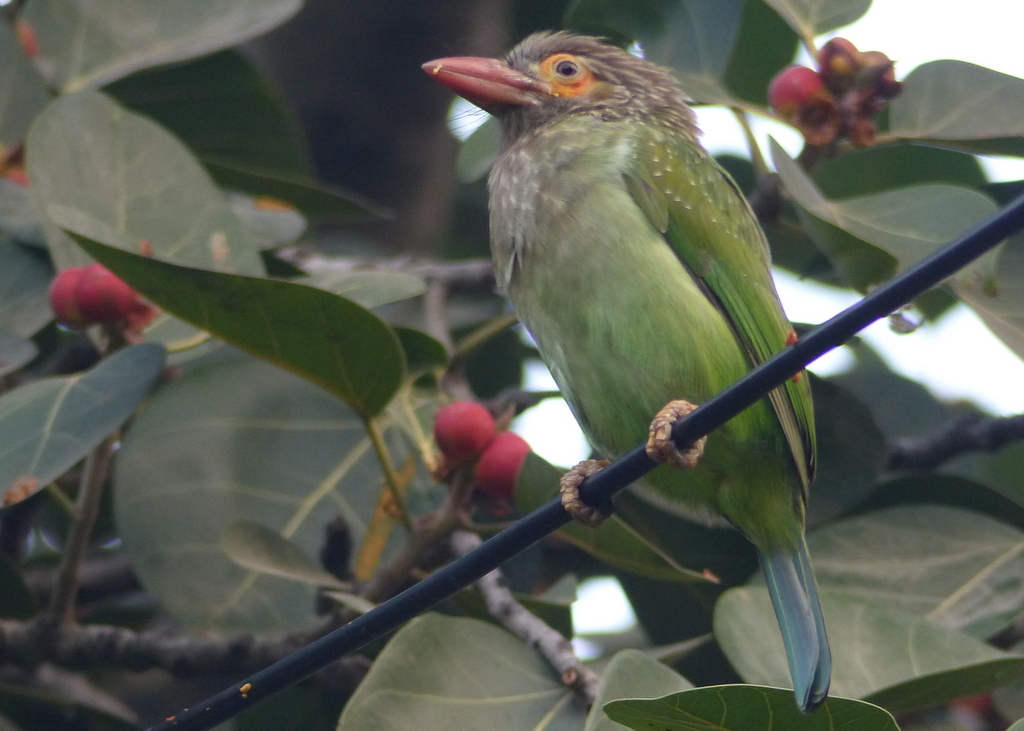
[625,128,816,502]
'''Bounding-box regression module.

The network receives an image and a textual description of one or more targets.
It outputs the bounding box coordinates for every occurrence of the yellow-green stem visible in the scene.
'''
[365,416,413,530]
[732,108,769,177]
[453,312,519,360]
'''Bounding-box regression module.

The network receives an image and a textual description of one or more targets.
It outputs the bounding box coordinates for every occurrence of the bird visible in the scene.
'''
[423,31,830,711]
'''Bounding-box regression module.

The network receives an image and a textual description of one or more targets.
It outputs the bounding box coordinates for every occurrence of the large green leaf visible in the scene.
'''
[809,505,1024,638]
[113,355,429,631]
[715,587,1024,713]
[605,686,898,731]
[565,0,743,104]
[813,143,987,200]
[0,330,37,379]
[219,520,348,589]
[337,614,586,730]
[0,343,164,503]
[69,235,405,418]
[106,50,310,177]
[515,453,705,581]
[27,91,266,273]
[587,650,693,731]
[771,140,998,292]
[763,0,871,41]
[20,0,302,92]
[722,0,800,107]
[956,230,1024,360]
[805,376,885,526]
[0,178,44,249]
[888,61,1024,157]
[0,237,52,338]
[0,18,50,150]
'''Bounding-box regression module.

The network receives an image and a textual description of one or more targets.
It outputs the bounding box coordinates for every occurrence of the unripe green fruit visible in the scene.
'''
[474,431,531,501]
[433,401,497,465]
[74,263,139,323]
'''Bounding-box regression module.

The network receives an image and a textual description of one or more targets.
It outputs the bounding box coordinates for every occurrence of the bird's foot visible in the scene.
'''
[646,399,706,469]
[559,459,612,527]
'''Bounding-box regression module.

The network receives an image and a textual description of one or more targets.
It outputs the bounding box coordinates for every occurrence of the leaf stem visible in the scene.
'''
[732,108,769,176]
[46,431,118,623]
[365,416,413,530]
[453,311,519,359]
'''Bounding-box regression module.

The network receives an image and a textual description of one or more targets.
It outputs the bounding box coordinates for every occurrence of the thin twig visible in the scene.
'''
[886,413,1024,471]
[450,530,600,706]
[46,432,119,624]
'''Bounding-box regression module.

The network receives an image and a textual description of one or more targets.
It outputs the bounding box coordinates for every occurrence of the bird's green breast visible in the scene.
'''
[489,116,801,550]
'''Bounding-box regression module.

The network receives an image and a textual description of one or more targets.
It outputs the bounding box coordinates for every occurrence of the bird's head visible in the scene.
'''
[423,32,696,142]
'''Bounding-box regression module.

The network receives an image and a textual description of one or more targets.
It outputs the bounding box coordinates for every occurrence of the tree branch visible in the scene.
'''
[886,413,1024,471]
[0,616,368,694]
[450,530,600,707]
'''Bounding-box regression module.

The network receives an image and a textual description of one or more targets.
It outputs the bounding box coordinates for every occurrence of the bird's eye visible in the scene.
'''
[555,59,580,77]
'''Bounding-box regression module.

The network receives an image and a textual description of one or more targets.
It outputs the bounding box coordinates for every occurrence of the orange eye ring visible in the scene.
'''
[539,53,596,97]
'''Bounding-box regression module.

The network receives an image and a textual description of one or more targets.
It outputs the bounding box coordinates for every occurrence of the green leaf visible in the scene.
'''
[586,649,693,731]
[0,180,45,248]
[565,0,743,104]
[0,330,37,378]
[763,0,871,41]
[771,139,998,292]
[809,504,1024,638]
[1009,720,1024,731]
[805,376,885,525]
[114,355,429,631]
[515,453,706,581]
[722,0,800,107]
[394,327,449,375]
[0,18,51,150]
[66,235,405,419]
[0,343,165,503]
[888,61,1024,157]
[604,686,898,730]
[21,0,302,92]
[106,49,311,176]
[219,520,348,589]
[0,238,52,338]
[202,159,382,221]
[27,91,266,273]
[813,143,987,199]
[956,230,1024,360]
[303,270,427,310]
[337,614,586,730]
[714,587,1024,712]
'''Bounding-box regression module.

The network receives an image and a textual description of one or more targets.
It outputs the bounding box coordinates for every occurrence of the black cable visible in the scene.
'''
[150,190,1024,730]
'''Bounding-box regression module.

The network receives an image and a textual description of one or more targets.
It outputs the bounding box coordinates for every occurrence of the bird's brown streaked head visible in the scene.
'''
[423,31,697,141]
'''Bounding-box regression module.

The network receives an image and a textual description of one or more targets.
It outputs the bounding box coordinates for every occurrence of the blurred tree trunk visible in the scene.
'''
[248,0,513,255]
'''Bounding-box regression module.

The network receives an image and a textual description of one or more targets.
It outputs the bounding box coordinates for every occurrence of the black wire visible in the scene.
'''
[150,190,1024,730]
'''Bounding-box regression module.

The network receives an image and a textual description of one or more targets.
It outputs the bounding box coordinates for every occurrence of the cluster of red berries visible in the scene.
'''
[768,37,902,147]
[49,264,157,331]
[433,401,532,510]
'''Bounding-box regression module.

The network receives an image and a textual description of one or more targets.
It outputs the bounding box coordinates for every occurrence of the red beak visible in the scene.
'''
[422,56,549,110]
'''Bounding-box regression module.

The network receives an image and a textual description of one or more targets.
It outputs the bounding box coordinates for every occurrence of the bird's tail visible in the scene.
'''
[761,538,831,712]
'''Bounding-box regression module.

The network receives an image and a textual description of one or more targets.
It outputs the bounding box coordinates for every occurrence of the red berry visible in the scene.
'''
[14,20,38,60]
[74,263,139,323]
[49,267,89,329]
[2,167,29,188]
[474,431,531,501]
[768,65,828,117]
[433,401,497,465]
